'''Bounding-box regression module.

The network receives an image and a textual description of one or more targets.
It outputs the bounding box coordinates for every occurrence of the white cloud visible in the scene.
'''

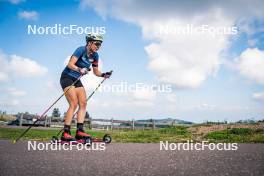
[0,73,8,82]
[0,50,48,81]
[0,51,9,82]
[252,92,264,101]
[18,10,38,21]
[63,56,71,67]
[166,93,177,103]
[0,99,19,107]
[89,86,156,109]
[45,81,57,91]
[80,0,109,20]
[78,0,241,87]
[92,97,154,108]
[137,11,233,88]
[145,24,228,88]
[133,100,154,107]
[119,89,156,107]
[9,55,48,77]
[195,103,216,111]
[6,87,26,97]
[237,48,264,84]
[133,88,156,101]
[81,73,102,91]
[81,0,264,88]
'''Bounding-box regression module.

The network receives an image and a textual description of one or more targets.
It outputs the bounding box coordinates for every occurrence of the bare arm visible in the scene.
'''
[93,66,102,77]
[67,56,80,72]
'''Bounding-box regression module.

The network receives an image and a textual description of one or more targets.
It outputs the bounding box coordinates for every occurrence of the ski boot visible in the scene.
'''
[75,130,92,144]
[61,131,75,142]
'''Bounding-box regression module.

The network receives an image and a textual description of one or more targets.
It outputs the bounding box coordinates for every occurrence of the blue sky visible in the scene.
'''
[1,0,264,123]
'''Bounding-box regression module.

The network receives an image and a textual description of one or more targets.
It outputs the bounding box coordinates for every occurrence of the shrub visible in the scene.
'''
[229,128,252,135]
[159,126,187,135]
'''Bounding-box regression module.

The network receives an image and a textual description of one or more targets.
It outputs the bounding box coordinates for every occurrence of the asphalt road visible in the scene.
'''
[0,140,263,176]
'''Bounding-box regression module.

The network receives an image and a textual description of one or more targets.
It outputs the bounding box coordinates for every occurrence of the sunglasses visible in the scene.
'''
[93,42,102,47]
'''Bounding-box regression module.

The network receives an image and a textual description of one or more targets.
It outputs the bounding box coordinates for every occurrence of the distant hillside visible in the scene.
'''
[136,118,193,125]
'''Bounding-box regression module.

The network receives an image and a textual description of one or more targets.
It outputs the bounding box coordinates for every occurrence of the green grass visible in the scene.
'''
[0,128,59,141]
[159,126,188,135]
[229,128,253,135]
[1,126,264,143]
[204,128,264,143]
[110,127,191,143]
[0,126,192,143]
[0,128,108,141]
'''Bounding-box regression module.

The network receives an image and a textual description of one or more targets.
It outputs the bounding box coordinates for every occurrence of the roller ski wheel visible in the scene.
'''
[51,136,59,143]
[103,134,112,144]
[84,136,92,145]
[75,130,92,145]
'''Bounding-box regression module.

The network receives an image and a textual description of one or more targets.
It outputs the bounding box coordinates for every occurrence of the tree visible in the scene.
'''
[85,111,90,119]
[85,111,91,129]
[52,108,61,118]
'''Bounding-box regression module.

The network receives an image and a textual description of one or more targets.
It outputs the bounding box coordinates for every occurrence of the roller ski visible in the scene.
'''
[51,129,111,145]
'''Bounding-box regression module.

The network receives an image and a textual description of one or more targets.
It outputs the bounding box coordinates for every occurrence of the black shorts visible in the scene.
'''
[60,73,83,90]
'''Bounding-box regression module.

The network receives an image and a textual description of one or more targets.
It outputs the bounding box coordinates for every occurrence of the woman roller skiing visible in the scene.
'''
[60,34,112,142]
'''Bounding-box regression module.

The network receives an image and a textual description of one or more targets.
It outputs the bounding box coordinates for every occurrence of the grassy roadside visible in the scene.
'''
[204,128,264,143]
[0,125,264,143]
[0,126,191,143]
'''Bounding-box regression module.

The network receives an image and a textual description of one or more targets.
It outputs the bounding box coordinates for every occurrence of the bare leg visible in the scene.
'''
[64,86,78,125]
[75,87,87,123]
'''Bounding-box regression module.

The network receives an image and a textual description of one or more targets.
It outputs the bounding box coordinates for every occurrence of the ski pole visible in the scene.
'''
[55,70,113,138]
[13,75,83,143]
[87,70,113,100]
[75,70,113,117]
